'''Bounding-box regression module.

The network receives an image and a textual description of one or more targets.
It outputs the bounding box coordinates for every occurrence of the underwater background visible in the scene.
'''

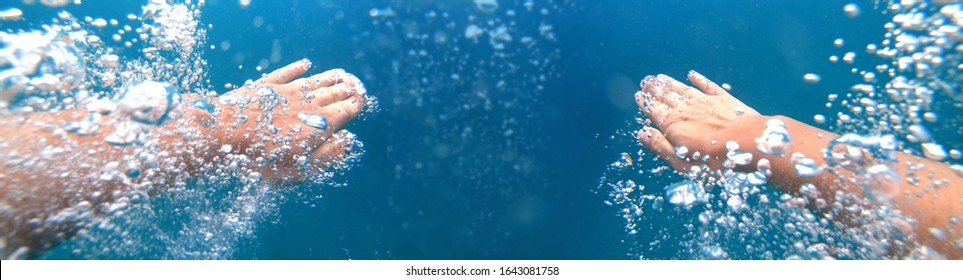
[6,0,958,259]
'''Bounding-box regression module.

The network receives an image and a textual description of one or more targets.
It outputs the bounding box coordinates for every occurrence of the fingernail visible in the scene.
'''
[640,127,652,142]
[640,75,654,88]
[691,70,709,82]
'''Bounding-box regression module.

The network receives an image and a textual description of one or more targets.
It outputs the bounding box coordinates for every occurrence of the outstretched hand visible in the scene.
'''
[635,71,760,171]
[184,60,368,184]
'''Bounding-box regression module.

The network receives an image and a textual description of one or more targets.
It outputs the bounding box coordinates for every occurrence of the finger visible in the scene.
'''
[634,90,646,110]
[316,93,366,132]
[641,98,672,126]
[659,74,702,98]
[643,75,681,108]
[638,126,681,169]
[258,59,312,85]
[281,68,346,93]
[307,83,353,108]
[308,130,353,166]
[687,70,730,97]
[261,131,346,186]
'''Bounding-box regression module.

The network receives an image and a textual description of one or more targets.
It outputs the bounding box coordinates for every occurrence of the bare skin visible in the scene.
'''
[0,60,368,259]
[636,71,962,259]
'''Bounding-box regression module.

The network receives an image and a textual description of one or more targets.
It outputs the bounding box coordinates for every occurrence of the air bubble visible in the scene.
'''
[674,146,689,159]
[800,183,819,199]
[792,153,823,178]
[928,227,947,241]
[191,99,216,114]
[727,151,753,166]
[297,113,328,131]
[803,73,821,84]
[814,114,826,124]
[104,121,143,146]
[651,197,663,211]
[756,119,792,156]
[863,164,900,202]
[473,0,499,13]
[844,3,860,18]
[747,171,767,186]
[218,94,239,105]
[665,180,707,207]
[116,81,181,124]
[757,158,771,176]
[702,245,727,260]
[0,8,23,21]
[921,143,947,161]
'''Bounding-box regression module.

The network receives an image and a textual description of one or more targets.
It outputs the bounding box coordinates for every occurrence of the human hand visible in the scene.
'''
[635,71,762,172]
[185,59,368,184]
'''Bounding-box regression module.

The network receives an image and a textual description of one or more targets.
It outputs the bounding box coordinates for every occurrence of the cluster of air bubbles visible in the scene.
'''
[825,133,903,202]
[756,119,793,156]
[0,27,87,109]
[664,180,708,207]
[142,0,202,55]
[359,0,566,202]
[820,0,962,168]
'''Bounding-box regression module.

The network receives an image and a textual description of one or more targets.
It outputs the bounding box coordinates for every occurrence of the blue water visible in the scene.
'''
[13,0,945,259]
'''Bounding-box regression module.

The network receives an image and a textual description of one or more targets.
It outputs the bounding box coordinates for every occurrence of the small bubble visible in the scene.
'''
[0,8,23,21]
[843,52,856,64]
[803,73,821,84]
[248,172,262,183]
[928,227,947,241]
[104,121,142,146]
[702,245,727,260]
[218,94,239,105]
[727,196,744,213]
[727,151,753,166]
[473,0,499,13]
[191,99,216,114]
[921,143,947,161]
[652,197,663,211]
[792,153,823,178]
[844,3,861,18]
[813,114,826,124]
[674,146,689,159]
[748,171,767,186]
[806,243,834,260]
[297,113,329,131]
[800,183,819,199]
[125,168,141,178]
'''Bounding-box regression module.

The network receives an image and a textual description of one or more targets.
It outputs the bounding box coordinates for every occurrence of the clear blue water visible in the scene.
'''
[6,0,958,259]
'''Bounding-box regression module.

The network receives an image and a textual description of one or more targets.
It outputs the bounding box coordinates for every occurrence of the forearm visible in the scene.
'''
[0,110,135,258]
[0,102,214,259]
[729,114,962,258]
